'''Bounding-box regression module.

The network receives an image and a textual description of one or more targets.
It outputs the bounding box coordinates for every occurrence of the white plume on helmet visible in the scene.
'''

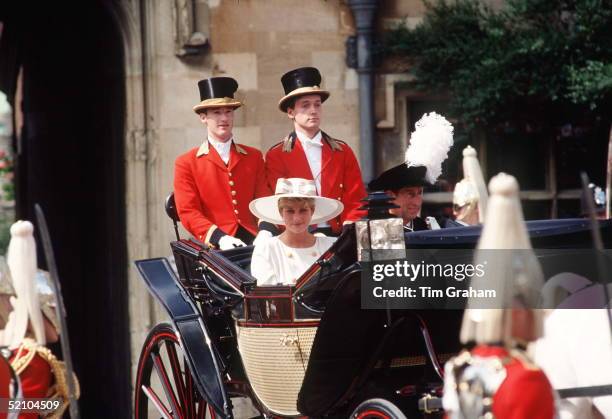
[405,112,454,184]
[0,221,46,348]
[460,173,544,346]
[453,146,489,223]
[462,146,488,222]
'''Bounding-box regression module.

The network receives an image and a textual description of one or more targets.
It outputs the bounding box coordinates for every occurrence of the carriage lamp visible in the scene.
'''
[356,191,406,262]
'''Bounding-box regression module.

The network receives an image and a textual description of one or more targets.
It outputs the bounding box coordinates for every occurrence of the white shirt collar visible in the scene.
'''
[208,136,233,148]
[208,136,233,164]
[296,130,322,146]
[294,130,327,227]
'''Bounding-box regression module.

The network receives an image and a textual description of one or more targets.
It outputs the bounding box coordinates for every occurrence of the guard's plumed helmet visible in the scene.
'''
[460,173,544,346]
[453,146,488,223]
[0,221,46,347]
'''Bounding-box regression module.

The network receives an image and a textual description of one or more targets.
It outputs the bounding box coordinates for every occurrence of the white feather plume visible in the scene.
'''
[405,112,454,184]
[2,221,45,347]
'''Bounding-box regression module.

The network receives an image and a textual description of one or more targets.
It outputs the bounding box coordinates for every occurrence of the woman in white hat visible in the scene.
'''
[249,178,343,286]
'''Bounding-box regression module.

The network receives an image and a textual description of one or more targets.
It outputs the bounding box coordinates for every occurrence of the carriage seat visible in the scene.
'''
[215,245,254,273]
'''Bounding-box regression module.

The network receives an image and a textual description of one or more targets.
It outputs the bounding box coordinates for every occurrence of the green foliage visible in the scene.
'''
[0,151,14,202]
[567,60,612,109]
[382,0,612,131]
[0,205,14,254]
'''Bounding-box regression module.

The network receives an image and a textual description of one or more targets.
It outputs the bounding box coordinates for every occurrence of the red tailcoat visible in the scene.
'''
[474,345,555,419]
[174,141,270,245]
[265,132,366,234]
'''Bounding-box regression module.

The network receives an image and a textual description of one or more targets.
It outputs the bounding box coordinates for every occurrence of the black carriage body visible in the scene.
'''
[136,218,612,418]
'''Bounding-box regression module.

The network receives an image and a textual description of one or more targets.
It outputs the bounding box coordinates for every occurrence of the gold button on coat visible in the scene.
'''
[232,199,237,205]
[234,209,239,214]
[229,180,235,186]
[231,190,236,196]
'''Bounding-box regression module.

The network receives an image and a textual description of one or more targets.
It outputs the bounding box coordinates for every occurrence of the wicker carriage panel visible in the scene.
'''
[237,325,318,416]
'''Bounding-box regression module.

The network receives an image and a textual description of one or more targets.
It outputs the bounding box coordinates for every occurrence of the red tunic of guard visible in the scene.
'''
[265,133,366,234]
[0,360,10,400]
[473,345,555,419]
[174,141,270,245]
[10,347,52,419]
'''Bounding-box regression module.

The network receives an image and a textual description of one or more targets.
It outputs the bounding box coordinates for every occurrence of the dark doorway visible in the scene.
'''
[0,1,130,417]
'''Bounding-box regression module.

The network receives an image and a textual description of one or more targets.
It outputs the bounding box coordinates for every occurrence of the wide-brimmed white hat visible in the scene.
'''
[249,178,343,225]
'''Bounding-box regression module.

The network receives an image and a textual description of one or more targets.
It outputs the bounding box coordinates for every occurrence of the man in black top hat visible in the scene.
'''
[265,67,367,236]
[174,77,271,249]
[369,112,455,232]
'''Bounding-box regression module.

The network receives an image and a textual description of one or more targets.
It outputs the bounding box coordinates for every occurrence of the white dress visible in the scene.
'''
[251,235,337,286]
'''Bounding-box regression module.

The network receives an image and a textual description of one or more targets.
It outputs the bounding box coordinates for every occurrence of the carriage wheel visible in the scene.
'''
[135,323,218,419]
[351,398,408,419]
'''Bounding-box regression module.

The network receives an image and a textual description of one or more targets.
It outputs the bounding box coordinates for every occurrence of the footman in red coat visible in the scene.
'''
[265,67,366,236]
[174,77,271,249]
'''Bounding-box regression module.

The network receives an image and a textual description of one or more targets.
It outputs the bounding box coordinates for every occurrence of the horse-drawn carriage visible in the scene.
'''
[134,195,612,419]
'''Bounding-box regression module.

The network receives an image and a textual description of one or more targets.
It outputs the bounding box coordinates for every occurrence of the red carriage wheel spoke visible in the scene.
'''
[197,399,207,419]
[135,324,208,419]
[142,385,173,419]
[152,345,184,419]
[208,404,217,418]
[184,361,194,418]
[165,340,188,411]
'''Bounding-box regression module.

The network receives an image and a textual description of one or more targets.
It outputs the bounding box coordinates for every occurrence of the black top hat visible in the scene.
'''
[198,77,238,100]
[193,77,242,113]
[278,67,330,112]
[368,164,428,192]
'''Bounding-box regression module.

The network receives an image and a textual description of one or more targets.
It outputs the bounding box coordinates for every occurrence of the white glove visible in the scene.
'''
[218,235,247,250]
[425,216,441,230]
[253,230,273,247]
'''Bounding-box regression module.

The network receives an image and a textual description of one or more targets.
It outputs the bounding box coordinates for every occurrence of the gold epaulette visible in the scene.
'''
[11,338,80,419]
[321,131,343,152]
[281,133,296,152]
[234,143,248,155]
